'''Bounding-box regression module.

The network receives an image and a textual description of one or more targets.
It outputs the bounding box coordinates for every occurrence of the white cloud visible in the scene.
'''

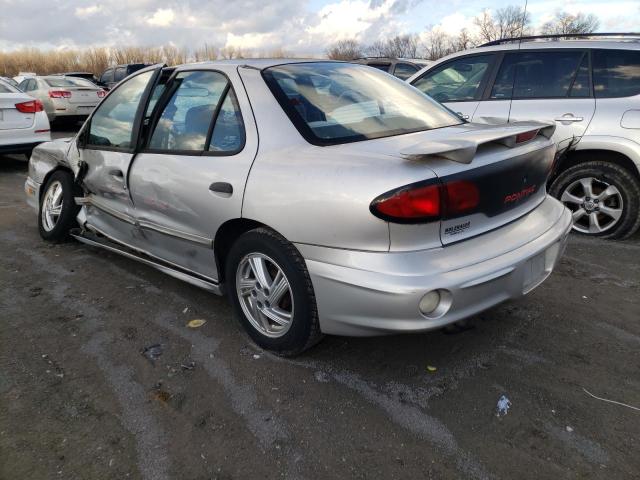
[74,5,103,18]
[146,8,175,27]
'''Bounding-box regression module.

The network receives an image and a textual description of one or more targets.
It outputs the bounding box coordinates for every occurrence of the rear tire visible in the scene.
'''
[550,161,640,239]
[38,170,80,242]
[225,228,323,356]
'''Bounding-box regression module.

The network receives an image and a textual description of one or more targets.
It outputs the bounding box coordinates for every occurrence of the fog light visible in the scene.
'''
[419,290,441,315]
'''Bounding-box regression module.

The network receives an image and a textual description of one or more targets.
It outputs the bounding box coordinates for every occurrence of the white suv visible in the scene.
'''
[409,34,640,239]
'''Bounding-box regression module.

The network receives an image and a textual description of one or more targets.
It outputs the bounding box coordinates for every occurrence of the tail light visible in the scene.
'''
[15,99,44,113]
[370,179,480,223]
[443,180,479,216]
[515,129,539,144]
[97,90,106,98]
[49,90,71,98]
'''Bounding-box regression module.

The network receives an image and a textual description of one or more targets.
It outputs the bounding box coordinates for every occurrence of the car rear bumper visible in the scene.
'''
[298,196,572,336]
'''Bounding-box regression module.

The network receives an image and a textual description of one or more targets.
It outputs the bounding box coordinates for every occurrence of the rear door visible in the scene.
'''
[128,68,258,280]
[78,65,163,245]
[503,50,596,151]
[411,53,497,122]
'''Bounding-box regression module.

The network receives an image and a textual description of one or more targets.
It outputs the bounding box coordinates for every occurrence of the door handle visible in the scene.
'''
[209,182,233,196]
[109,169,124,178]
[554,115,584,123]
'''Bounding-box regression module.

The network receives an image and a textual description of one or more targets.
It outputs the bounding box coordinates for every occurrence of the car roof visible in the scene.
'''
[173,58,342,71]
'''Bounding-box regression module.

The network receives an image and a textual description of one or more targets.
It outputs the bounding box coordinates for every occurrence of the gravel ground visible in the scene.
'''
[1,131,639,480]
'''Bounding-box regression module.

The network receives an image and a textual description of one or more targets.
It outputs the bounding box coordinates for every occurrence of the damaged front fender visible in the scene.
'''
[28,137,79,185]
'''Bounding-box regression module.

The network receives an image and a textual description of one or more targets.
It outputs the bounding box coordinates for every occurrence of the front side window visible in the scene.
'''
[593,49,640,98]
[491,51,585,99]
[413,55,493,103]
[263,62,461,145]
[149,70,229,152]
[88,70,154,149]
[393,63,420,80]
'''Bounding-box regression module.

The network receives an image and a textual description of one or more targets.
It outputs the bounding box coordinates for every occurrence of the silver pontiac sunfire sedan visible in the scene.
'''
[25,60,572,355]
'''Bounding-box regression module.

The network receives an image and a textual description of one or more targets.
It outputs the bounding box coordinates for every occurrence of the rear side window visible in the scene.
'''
[412,55,493,102]
[393,63,419,80]
[149,70,229,152]
[88,70,155,149]
[491,51,585,99]
[593,49,640,98]
[208,89,245,153]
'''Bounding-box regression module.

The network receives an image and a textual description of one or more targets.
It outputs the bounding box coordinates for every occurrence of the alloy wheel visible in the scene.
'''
[41,180,64,232]
[560,177,623,234]
[235,253,294,338]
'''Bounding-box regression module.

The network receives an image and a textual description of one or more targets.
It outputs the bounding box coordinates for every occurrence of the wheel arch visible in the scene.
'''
[552,147,640,184]
[214,218,288,284]
[39,166,75,202]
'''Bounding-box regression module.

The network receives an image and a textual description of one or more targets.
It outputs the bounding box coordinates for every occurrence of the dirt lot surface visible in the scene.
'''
[1,132,639,479]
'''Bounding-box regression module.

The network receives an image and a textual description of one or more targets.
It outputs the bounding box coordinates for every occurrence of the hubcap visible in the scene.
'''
[236,253,294,338]
[41,180,64,232]
[560,177,623,234]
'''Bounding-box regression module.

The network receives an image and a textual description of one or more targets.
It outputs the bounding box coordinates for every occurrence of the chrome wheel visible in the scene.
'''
[235,253,294,338]
[41,180,64,232]
[560,177,623,234]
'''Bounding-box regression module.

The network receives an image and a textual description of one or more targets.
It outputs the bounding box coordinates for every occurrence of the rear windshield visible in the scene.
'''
[45,78,79,87]
[263,62,462,145]
[69,78,97,88]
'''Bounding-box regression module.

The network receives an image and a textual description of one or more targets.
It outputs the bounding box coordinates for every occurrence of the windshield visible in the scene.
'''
[262,62,461,145]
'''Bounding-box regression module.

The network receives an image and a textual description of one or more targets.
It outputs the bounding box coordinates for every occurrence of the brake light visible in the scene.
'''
[97,90,106,98]
[49,90,71,98]
[370,183,441,222]
[444,180,480,215]
[15,100,44,113]
[515,129,539,144]
[371,179,482,223]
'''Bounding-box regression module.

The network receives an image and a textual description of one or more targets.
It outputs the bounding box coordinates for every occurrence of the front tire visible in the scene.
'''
[38,170,80,242]
[225,228,323,356]
[550,161,640,239]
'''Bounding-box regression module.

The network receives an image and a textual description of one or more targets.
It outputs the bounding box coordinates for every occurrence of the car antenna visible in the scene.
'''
[518,0,528,50]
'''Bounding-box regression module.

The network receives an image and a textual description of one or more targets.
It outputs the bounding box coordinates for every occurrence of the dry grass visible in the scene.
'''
[0,44,292,77]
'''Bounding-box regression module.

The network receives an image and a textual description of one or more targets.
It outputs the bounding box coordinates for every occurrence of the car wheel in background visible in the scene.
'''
[225,228,323,356]
[550,161,640,239]
[38,170,81,242]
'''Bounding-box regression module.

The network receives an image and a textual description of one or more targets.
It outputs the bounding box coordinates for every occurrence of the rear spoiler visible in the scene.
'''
[400,122,555,164]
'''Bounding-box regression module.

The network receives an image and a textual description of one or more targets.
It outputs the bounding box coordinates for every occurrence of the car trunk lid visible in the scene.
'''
[398,122,556,245]
[66,87,101,105]
[0,93,36,130]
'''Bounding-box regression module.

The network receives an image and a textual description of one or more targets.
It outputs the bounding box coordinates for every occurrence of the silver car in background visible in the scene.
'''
[17,75,105,124]
[25,61,571,355]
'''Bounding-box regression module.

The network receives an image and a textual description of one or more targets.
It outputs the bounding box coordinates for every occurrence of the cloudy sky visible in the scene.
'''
[0,0,638,54]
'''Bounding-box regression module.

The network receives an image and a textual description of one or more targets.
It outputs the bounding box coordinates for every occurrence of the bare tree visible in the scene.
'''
[363,35,420,58]
[541,11,600,35]
[193,43,218,62]
[424,28,457,60]
[474,5,531,43]
[326,39,363,60]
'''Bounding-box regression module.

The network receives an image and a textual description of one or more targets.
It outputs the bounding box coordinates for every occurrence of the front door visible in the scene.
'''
[78,65,162,245]
[499,50,596,150]
[128,68,258,280]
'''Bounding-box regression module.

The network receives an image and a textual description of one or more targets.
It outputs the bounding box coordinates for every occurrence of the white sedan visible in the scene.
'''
[0,78,51,157]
